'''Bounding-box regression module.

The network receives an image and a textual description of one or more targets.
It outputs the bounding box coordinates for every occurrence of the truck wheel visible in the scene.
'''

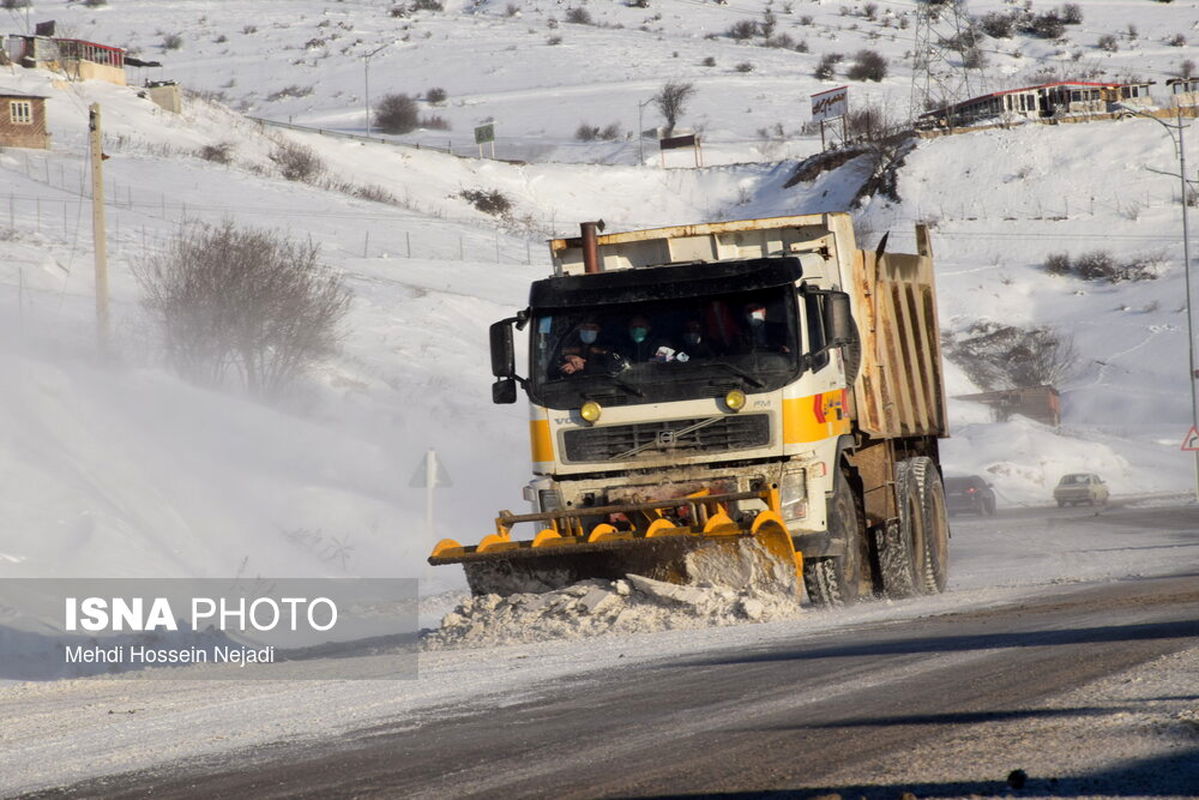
[803,467,862,608]
[877,460,922,599]
[910,456,950,594]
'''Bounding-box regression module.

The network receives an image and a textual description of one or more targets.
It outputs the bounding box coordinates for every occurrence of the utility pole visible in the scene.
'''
[637,96,655,166]
[363,42,394,137]
[1124,105,1199,500]
[89,103,109,352]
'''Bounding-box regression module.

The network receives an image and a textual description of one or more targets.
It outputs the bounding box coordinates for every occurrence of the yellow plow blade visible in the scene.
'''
[429,490,801,597]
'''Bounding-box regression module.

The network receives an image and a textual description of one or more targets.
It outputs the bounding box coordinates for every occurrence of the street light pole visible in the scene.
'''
[637,96,655,166]
[1125,105,1199,500]
[363,42,393,137]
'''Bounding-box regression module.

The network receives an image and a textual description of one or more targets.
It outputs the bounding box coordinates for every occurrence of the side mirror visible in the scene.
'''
[492,378,517,404]
[490,320,515,378]
[826,291,854,347]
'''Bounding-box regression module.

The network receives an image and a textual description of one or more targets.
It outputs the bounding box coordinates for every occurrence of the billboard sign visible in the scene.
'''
[811,85,849,123]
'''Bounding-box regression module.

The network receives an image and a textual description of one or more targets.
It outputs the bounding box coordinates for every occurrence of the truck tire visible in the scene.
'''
[877,460,922,599]
[803,467,862,608]
[909,456,950,594]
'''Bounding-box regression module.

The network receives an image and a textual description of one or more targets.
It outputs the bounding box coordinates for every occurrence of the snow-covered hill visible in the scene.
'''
[1,0,1196,592]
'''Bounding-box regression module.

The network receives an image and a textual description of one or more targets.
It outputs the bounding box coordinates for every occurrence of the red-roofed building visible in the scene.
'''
[918,81,1155,130]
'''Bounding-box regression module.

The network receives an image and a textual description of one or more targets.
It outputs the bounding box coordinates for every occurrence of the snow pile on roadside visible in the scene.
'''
[424,574,804,649]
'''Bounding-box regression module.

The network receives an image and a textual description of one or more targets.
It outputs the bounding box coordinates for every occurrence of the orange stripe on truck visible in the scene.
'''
[530,419,554,463]
[783,391,851,444]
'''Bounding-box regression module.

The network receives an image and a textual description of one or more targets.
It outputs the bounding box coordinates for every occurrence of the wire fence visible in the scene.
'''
[1,153,557,269]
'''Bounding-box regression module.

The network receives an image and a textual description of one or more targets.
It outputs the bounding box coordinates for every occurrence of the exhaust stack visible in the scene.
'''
[580,220,605,274]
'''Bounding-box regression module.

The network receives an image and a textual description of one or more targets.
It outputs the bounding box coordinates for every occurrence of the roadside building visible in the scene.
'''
[0,89,50,149]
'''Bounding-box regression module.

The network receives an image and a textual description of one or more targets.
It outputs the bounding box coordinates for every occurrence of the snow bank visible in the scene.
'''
[426,573,805,649]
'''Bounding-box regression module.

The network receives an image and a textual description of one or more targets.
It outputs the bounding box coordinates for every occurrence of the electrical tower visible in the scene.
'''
[909,0,986,123]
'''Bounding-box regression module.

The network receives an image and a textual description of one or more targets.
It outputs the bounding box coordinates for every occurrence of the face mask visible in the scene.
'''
[749,310,766,327]
[580,329,598,344]
[631,326,649,343]
[684,332,701,345]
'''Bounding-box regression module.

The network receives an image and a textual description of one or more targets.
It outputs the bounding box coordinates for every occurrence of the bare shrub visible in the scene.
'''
[765,33,795,49]
[266,84,315,102]
[82,0,107,7]
[944,323,1079,390]
[410,0,444,10]
[269,140,324,182]
[735,61,754,73]
[1181,59,1196,79]
[978,11,1015,38]
[243,25,258,34]
[375,93,419,134]
[1023,11,1065,39]
[565,7,592,24]
[575,123,600,141]
[1060,3,1083,24]
[162,33,184,50]
[1,0,32,8]
[654,81,695,135]
[1169,33,1187,47]
[727,20,759,40]
[600,122,621,140]
[701,55,716,67]
[134,221,351,398]
[459,188,512,216]
[547,34,563,45]
[1043,252,1071,276]
[350,184,397,204]
[197,142,234,164]
[760,9,776,37]
[1041,250,1161,283]
[421,114,451,130]
[814,52,842,80]
[1097,34,1118,53]
[506,3,520,16]
[426,87,447,104]
[847,49,887,81]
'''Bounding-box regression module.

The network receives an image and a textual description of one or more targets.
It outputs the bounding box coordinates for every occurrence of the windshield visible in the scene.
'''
[528,285,802,408]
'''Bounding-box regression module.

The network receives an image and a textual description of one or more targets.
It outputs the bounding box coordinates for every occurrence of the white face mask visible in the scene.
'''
[579,328,598,344]
[749,310,766,326]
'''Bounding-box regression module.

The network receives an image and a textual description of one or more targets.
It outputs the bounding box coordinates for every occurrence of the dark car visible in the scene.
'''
[944,475,997,515]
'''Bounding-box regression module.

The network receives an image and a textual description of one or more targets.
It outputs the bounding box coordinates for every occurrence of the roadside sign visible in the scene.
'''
[474,123,495,145]
[810,85,848,123]
[1182,425,1199,451]
[409,449,452,488]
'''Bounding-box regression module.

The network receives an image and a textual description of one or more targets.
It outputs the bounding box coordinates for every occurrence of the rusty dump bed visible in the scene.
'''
[850,225,947,439]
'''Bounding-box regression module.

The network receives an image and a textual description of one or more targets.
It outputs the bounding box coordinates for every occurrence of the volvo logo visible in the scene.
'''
[655,430,678,448]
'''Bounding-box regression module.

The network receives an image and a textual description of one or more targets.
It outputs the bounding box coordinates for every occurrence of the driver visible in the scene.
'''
[555,320,614,376]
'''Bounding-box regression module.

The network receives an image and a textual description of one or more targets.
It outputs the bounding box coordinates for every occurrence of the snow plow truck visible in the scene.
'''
[429,212,950,607]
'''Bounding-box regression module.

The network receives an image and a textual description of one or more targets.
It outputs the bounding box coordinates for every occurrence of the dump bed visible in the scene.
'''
[849,225,947,439]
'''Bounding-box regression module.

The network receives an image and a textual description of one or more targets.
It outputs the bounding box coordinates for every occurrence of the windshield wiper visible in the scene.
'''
[706,361,765,389]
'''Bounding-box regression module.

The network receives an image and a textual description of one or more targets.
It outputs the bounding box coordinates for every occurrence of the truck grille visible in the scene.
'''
[562,414,771,463]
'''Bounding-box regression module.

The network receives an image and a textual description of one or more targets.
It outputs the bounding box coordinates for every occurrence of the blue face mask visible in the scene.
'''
[630,326,649,343]
[580,329,598,344]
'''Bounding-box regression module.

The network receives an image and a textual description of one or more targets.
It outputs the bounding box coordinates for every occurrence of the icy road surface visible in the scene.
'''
[2,502,1197,798]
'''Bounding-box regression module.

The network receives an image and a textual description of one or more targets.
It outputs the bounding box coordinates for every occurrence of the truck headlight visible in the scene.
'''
[724,389,747,412]
[580,400,602,424]
[780,470,808,519]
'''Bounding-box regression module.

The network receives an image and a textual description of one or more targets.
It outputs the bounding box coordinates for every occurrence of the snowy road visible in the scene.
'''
[9,504,1198,799]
